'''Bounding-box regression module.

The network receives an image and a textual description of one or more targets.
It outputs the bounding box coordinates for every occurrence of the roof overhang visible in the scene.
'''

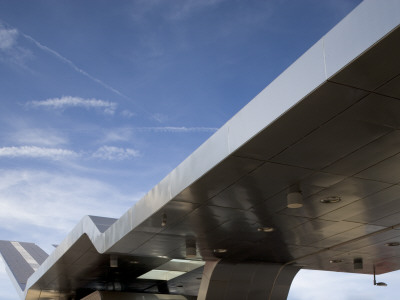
[19,1,400,299]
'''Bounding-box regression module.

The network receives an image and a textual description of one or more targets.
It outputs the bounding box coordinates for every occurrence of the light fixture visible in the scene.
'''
[373,265,387,287]
[257,227,275,232]
[157,255,169,259]
[110,255,118,268]
[106,281,122,291]
[353,258,363,270]
[213,248,228,254]
[329,259,343,264]
[161,213,167,227]
[186,239,197,258]
[320,196,341,204]
[287,191,303,208]
[385,242,400,247]
[130,260,139,264]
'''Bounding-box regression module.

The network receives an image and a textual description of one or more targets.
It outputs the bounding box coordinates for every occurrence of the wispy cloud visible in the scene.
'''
[28,96,117,114]
[168,0,227,20]
[121,109,135,118]
[0,23,32,68]
[101,128,133,143]
[1,19,155,119]
[0,145,143,161]
[0,146,78,160]
[136,126,218,133]
[12,128,68,147]
[99,125,217,144]
[0,27,17,50]
[100,126,217,144]
[92,146,140,160]
[151,113,169,123]
[0,170,140,236]
[131,0,227,22]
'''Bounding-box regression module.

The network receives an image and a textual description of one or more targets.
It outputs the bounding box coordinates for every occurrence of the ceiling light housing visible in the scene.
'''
[385,242,400,247]
[213,249,227,254]
[186,239,197,258]
[161,213,167,227]
[110,255,118,268]
[287,191,303,208]
[130,260,139,264]
[320,196,341,204]
[329,259,343,264]
[257,227,275,233]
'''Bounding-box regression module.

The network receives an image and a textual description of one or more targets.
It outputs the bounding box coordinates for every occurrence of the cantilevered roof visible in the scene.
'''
[3,0,400,299]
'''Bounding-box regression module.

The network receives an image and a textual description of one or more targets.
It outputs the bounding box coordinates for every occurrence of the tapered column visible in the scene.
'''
[198,261,300,300]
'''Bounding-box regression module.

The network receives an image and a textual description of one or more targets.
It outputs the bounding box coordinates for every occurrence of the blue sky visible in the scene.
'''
[1,0,400,299]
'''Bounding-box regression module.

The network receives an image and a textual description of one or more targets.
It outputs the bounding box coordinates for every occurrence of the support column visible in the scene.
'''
[198,261,300,300]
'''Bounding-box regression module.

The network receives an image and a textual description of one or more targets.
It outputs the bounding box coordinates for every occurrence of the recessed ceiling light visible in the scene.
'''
[213,249,228,254]
[257,227,275,232]
[110,255,118,268]
[161,213,167,227]
[130,260,139,264]
[186,239,197,258]
[320,196,341,204]
[287,191,303,208]
[329,259,343,264]
[157,255,169,259]
[385,242,400,247]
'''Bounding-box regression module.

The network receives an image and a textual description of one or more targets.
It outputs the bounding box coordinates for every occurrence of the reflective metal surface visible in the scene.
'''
[2,1,400,299]
[197,261,300,300]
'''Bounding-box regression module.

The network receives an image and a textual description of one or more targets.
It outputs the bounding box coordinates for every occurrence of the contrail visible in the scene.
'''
[1,20,171,121]
[20,33,130,100]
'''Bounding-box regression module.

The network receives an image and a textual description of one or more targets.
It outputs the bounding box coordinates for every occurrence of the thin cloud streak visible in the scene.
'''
[29,96,117,114]
[121,109,135,118]
[0,145,142,161]
[92,146,140,160]
[14,27,155,118]
[99,126,218,143]
[136,126,218,133]
[20,32,130,100]
[0,19,128,100]
[12,128,68,147]
[100,126,218,143]
[0,146,78,160]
